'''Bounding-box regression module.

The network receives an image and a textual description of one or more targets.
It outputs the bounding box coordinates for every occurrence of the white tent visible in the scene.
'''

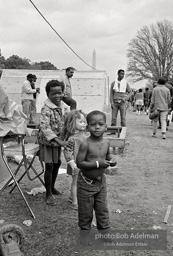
[0,69,109,114]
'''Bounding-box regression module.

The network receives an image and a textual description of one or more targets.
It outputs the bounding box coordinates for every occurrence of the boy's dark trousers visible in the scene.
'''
[77,173,110,230]
[62,96,77,110]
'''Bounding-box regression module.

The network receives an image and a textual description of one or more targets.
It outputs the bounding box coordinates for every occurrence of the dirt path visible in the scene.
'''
[0,110,173,256]
[106,110,173,256]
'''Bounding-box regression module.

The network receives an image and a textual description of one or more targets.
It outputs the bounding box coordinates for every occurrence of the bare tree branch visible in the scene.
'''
[127,20,173,82]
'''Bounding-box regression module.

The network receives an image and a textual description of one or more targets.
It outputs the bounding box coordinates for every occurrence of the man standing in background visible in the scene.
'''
[30,74,38,124]
[110,69,132,127]
[61,67,77,110]
[21,74,40,124]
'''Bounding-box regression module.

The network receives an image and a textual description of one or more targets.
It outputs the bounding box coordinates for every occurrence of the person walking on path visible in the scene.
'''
[164,78,173,128]
[21,73,40,124]
[143,87,151,115]
[110,69,132,127]
[61,67,77,110]
[134,88,144,115]
[150,77,171,139]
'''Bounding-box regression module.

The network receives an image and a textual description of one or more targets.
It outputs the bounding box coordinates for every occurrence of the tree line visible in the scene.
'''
[0,54,57,70]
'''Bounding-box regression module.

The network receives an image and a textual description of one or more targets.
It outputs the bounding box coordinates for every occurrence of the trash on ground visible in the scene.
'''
[23,220,32,227]
[36,251,42,255]
[26,186,46,196]
[112,209,122,213]
[13,155,23,164]
[13,154,34,164]
[153,225,162,230]
[164,205,172,224]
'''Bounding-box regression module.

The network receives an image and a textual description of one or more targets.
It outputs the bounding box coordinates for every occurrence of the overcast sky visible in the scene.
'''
[1,0,173,83]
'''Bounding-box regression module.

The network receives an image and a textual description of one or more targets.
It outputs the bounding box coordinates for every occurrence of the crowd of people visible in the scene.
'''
[20,67,173,245]
[125,77,173,139]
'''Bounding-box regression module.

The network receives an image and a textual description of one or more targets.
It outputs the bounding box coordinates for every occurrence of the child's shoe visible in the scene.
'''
[152,133,156,137]
[162,134,166,139]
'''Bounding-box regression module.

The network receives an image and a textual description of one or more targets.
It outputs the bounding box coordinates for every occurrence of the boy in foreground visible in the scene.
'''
[76,110,117,245]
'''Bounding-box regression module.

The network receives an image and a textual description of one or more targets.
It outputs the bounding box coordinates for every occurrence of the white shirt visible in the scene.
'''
[61,75,72,97]
[21,80,37,100]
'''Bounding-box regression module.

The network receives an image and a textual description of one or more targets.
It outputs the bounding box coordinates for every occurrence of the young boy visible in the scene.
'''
[76,110,116,244]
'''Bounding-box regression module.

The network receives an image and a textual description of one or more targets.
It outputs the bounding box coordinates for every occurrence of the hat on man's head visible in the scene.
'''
[27,74,33,79]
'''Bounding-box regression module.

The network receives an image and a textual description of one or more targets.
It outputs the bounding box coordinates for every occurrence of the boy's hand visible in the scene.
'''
[109,161,117,167]
[98,160,111,168]
[108,156,117,167]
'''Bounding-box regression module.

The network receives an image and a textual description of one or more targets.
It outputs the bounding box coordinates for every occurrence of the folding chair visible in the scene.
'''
[0,132,44,219]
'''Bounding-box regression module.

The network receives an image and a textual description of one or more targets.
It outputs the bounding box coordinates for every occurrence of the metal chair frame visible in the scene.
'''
[0,133,44,219]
